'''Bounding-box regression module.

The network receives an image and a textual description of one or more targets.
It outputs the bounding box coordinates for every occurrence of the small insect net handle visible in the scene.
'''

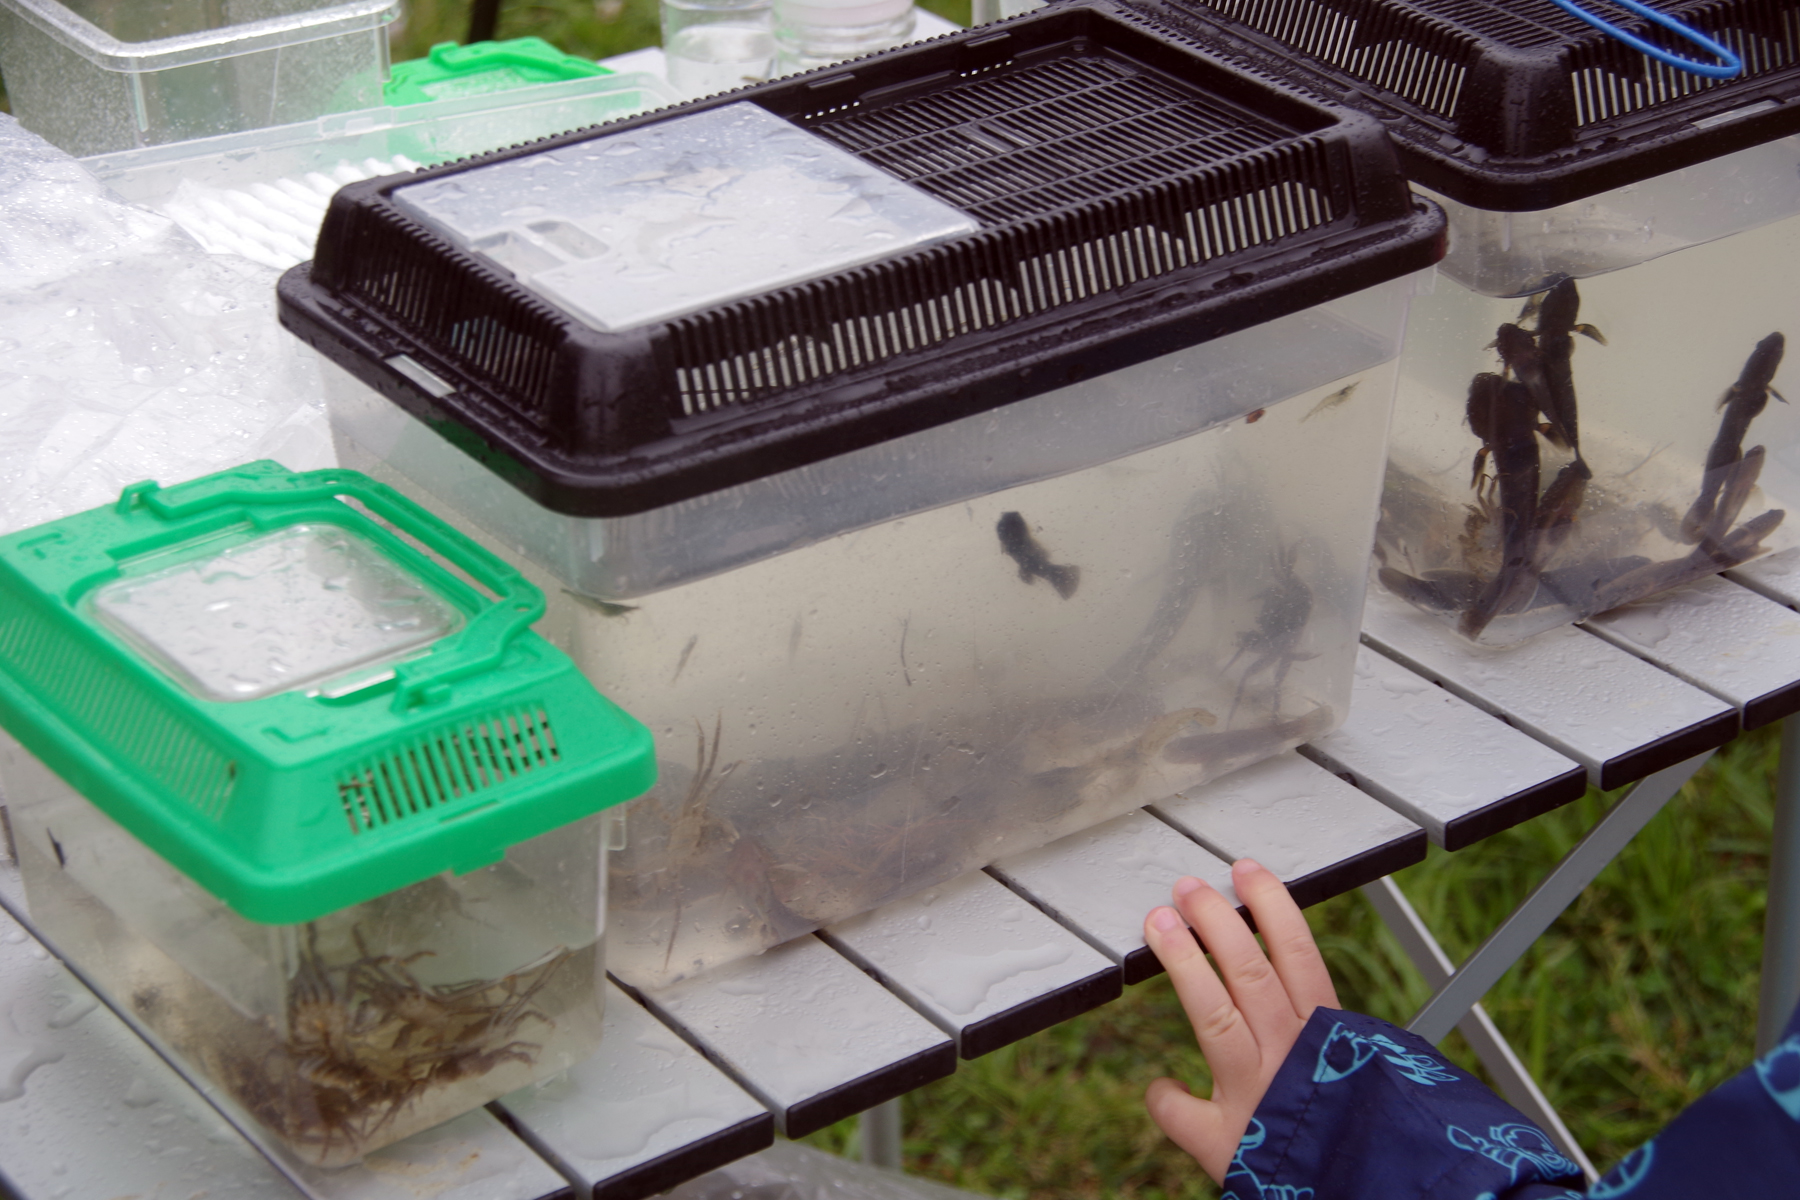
[1545,0,1742,79]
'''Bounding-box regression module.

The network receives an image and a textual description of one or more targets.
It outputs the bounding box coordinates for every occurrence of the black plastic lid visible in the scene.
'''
[278,0,1444,519]
[1131,0,1800,210]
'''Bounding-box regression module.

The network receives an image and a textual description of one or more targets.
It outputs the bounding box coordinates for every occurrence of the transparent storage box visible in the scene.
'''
[0,0,400,157]
[278,0,1445,986]
[0,462,655,1165]
[1138,0,1800,645]
[83,69,680,271]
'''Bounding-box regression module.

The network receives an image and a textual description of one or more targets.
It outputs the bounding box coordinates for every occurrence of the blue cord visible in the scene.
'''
[1546,0,1743,79]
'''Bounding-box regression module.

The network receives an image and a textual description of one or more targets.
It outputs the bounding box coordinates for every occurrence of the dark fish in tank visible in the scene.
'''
[1520,278,1603,468]
[1535,459,1589,552]
[1379,566,1483,613]
[1493,323,1556,444]
[1461,379,1543,640]
[1466,371,1506,492]
[997,511,1081,599]
[1684,333,1786,542]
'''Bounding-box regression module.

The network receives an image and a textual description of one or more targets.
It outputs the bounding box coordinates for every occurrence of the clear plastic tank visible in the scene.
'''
[0,0,399,157]
[1376,137,1800,645]
[325,275,1415,986]
[82,70,680,272]
[282,3,1444,985]
[0,463,655,1162]
[6,738,608,1168]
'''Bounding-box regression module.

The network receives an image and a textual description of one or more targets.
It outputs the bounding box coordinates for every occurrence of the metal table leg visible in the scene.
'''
[1406,752,1713,1046]
[1364,877,1597,1182]
[1759,715,1800,1054]
[860,1098,903,1170]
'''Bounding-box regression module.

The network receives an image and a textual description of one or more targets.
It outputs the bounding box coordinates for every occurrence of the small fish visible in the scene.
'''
[1590,554,1707,614]
[1460,379,1542,640]
[1591,506,1786,613]
[562,589,638,617]
[1466,372,1506,491]
[1720,508,1786,562]
[1379,566,1482,613]
[1493,324,1552,422]
[996,512,1080,599]
[1683,333,1786,541]
[1302,381,1360,422]
[1701,444,1767,550]
[1534,555,1652,611]
[1523,278,1603,467]
[1534,459,1588,552]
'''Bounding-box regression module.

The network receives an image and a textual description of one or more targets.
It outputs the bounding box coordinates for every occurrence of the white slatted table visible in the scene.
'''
[10,549,1799,1199]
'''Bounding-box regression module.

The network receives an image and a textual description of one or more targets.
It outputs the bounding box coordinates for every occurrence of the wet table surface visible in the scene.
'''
[6,553,1797,1200]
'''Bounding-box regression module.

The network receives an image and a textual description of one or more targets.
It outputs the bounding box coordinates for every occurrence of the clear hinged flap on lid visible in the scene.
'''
[392,101,981,331]
[92,523,463,702]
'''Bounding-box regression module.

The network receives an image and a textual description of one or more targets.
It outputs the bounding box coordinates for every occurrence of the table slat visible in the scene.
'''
[822,868,1120,1059]
[1585,576,1800,729]
[1725,546,1800,611]
[1362,588,1738,789]
[988,810,1235,985]
[1151,750,1427,908]
[495,981,772,1200]
[634,935,955,1138]
[1299,647,1588,850]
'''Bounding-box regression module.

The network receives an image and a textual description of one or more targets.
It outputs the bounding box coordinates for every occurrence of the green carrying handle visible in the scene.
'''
[131,463,544,711]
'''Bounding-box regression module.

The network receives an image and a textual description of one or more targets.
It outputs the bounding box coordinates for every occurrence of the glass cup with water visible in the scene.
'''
[661,0,776,98]
[773,0,915,73]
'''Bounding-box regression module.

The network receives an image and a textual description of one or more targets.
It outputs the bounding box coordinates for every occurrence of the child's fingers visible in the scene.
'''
[1145,1077,1233,1183]
[1172,877,1296,1048]
[1144,904,1261,1087]
[1232,859,1339,1018]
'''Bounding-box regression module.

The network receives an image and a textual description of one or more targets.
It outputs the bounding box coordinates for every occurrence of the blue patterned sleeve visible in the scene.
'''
[1580,995,1800,1197]
[1229,1003,1800,1200]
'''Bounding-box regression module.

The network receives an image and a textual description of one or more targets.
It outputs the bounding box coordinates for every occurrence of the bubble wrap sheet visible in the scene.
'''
[0,116,333,535]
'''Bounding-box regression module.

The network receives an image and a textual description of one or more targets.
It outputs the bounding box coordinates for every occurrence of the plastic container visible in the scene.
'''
[773,0,914,73]
[384,38,611,106]
[278,0,1445,986]
[1135,0,1800,645]
[0,0,400,158]
[0,461,655,1165]
[82,70,680,271]
[973,0,1046,24]
[661,0,776,98]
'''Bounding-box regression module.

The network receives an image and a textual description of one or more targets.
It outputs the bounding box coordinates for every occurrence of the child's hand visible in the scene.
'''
[1142,859,1339,1184]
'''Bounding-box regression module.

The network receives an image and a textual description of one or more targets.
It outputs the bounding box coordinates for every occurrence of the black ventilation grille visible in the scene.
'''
[669,126,1346,417]
[337,705,561,834]
[1568,2,1798,125]
[1198,0,1481,118]
[319,204,567,438]
[671,36,1339,415]
[281,0,1445,518]
[804,55,1295,221]
[1146,0,1800,205]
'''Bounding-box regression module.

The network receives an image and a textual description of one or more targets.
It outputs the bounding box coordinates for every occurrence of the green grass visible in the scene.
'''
[800,726,1780,1200]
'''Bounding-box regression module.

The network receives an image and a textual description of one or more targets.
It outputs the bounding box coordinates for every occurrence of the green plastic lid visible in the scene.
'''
[385,38,611,106]
[0,462,656,925]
